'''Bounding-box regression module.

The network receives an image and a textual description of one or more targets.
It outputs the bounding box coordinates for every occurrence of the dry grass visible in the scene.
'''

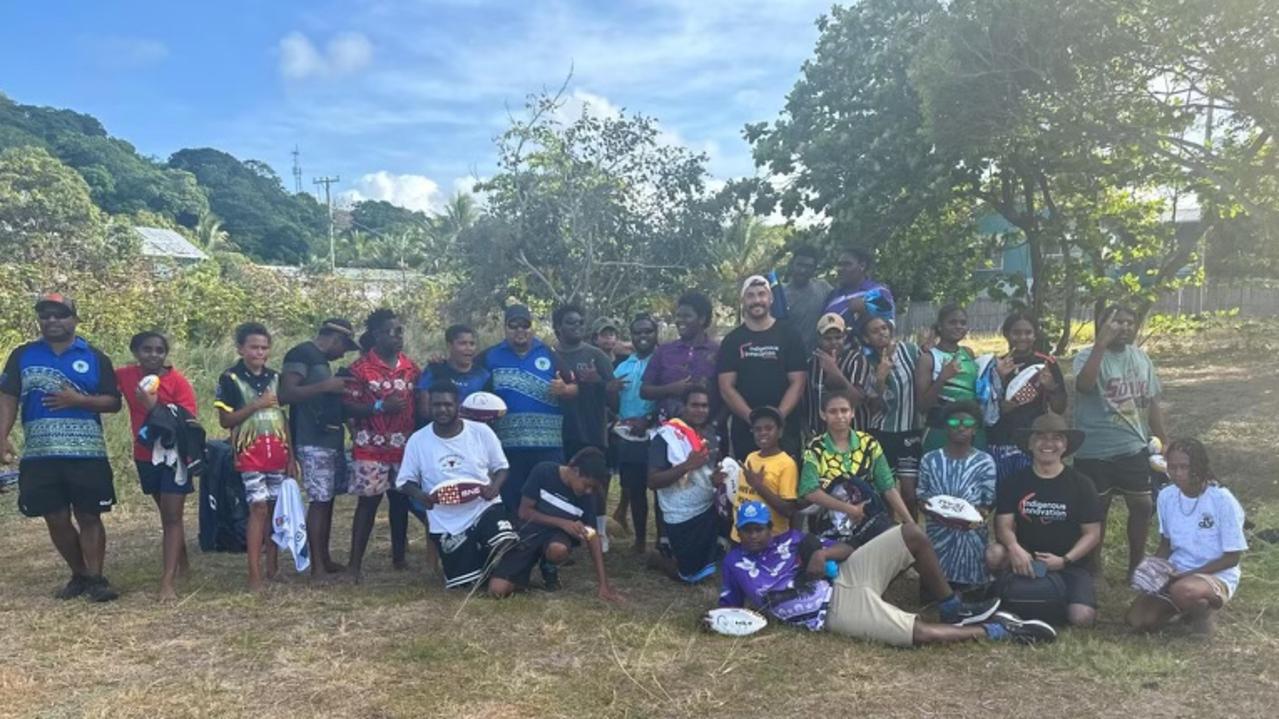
[2,347,1278,718]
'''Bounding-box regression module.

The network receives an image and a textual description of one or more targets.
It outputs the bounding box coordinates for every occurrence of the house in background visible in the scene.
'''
[135,226,208,265]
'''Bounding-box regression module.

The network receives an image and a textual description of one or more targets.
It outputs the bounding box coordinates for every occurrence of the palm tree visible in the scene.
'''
[193,213,235,253]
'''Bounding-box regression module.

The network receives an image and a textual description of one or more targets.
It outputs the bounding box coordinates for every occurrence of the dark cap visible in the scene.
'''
[35,292,77,317]
[319,318,359,351]
[748,405,784,427]
[591,316,621,334]
[504,304,533,324]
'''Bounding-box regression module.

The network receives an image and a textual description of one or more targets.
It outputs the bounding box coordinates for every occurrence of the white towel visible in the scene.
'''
[150,440,189,489]
[272,478,311,572]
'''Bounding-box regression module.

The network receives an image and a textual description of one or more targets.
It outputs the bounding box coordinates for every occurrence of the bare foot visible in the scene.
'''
[266,564,280,581]
[323,560,346,573]
[348,567,364,585]
[611,510,630,533]
[248,577,266,593]
[158,585,178,602]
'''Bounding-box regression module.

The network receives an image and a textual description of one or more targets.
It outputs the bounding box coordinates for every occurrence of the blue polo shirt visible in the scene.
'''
[479,339,563,450]
[416,361,491,402]
[0,336,119,460]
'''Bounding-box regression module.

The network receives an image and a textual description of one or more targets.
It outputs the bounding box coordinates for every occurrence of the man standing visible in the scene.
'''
[823,246,895,330]
[396,382,516,589]
[641,291,718,423]
[480,304,576,511]
[279,318,359,578]
[717,276,807,459]
[1073,305,1167,578]
[0,293,123,601]
[415,324,491,425]
[782,246,834,352]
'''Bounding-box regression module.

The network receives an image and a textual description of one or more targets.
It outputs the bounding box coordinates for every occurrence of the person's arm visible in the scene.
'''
[718,371,752,422]
[995,513,1035,577]
[1152,535,1172,560]
[43,390,121,414]
[1036,522,1101,570]
[648,448,708,490]
[882,487,913,525]
[586,531,623,602]
[1173,551,1243,579]
[0,394,18,463]
[278,370,345,405]
[804,540,857,577]
[914,350,954,412]
[802,488,868,523]
[516,495,588,537]
[218,393,273,430]
[744,459,798,521]
[394,448,436,509]
[1147,396,1168,447]
[1043,362,1067,414]
[777,370,806,419]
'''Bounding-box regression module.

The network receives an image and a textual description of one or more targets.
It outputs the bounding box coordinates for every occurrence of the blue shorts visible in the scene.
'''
[136,460,195,496]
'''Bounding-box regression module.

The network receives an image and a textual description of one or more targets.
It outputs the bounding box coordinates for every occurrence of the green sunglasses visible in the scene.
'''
[946,416,978,428]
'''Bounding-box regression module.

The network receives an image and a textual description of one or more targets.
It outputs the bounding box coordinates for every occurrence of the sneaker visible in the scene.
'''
[985,611,1057,645]
[540,561,561,592]
[54,574,90,600]
[942,597,1000,626]
[83,576,120,603]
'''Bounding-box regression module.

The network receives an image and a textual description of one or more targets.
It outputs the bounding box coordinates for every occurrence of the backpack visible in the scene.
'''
[994,571,1069,626]
[198,439,249,553]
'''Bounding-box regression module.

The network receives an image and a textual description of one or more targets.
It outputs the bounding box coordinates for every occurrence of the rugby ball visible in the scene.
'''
[429,478,488,506]
[1147,437,1163,455]
[922,495,984,529]
[1005,364,1045,405]
[703,607,768,637]
[459,391,507,422]
[139,374,161,394]
[719,457,742,499]
[1130,555,1175,595]
[612,423,654,442]
[1149,453,1168,474]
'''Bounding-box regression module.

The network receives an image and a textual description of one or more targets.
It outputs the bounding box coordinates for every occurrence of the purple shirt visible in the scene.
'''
[718,529,834,632]
[641,334,719,422]
[824,278,895,325]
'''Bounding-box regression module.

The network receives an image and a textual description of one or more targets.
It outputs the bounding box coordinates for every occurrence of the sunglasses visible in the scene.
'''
[38,310,73,321]
[946,417,978,429]
[506,321,531,330]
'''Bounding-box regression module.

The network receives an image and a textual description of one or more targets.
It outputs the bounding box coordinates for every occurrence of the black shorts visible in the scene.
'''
[1057,566,1097,608]
[489,526,574,587]
[870,430,922,479]
[18,458,115,518]
[430,504,518,588]
[1075,452,1152,497]
[663,505,721,583]
[136,460,196,496]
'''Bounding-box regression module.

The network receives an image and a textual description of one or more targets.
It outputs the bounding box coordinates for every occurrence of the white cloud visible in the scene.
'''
[341,171,442,213]
[278,31,373,80]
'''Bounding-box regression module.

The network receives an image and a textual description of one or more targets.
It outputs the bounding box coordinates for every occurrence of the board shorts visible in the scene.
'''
[825,526,918,647]
[18,458,115,518]
[870,430,922,484]
[349,459,398,497]
[663,505,720,583]
[296,446,345,502]
[1074,452,1152,497]
[1165,573,1232,608]
[490,525,575,587]
[430,504,519,588]
[242,471,286,505]
[136,460,195,496]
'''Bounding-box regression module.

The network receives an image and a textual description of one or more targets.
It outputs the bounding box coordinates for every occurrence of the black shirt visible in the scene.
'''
[281,341,344,451]
[521,461,598,529]
[716,322,807,410]
[987,353,1066,445]
[996,465,1102,557]
[558,344,614,449]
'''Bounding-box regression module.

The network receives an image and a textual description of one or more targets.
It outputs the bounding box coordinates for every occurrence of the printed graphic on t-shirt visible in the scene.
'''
[1199,512,1215,530]
[1018,492,1067,523]
[738,343,782,361]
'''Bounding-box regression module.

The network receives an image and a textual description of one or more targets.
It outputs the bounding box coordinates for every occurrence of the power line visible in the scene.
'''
[313,175,341,271]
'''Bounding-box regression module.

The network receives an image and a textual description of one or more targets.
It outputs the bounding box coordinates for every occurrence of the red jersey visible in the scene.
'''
[116,364,199,461]
[346,351,420,463]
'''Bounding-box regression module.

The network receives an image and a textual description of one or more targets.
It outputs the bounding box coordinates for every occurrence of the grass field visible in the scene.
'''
[1,337,1277,718]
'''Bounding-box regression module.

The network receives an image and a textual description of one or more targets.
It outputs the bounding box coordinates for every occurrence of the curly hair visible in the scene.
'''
[359,308,398,351]
[1165,438,1218,487]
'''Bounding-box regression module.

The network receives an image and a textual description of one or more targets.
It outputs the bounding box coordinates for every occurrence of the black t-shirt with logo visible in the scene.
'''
[996,465,1102,557]
[716,322,808,410]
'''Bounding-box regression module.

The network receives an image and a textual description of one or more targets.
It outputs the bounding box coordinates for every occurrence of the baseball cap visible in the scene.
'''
[319,318,359,351]
[816,312,846,336]
[591,316,621,334]
[735,500,772,529]
[35,292,77,317]
[748,405,784,426]
[739,274,772,299]
[504,304,533,325]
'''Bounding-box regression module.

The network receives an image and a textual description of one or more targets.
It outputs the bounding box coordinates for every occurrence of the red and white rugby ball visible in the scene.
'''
[429,478,488,506]
[460,391,507,422]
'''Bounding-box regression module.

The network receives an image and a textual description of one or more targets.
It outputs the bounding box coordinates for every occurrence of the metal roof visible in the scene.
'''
[135,227,208,261]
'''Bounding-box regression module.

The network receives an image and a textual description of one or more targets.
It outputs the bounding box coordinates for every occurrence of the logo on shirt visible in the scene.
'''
[1017,493,1067,524]
[71,360,90,374]
[738,343,781,361]
[1199,513,1215,530]
[438,453,465,471]
[535,357,552,371]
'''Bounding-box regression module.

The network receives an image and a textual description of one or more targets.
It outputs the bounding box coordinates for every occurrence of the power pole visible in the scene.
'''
[291,146,303,194]
[313,175,340,271]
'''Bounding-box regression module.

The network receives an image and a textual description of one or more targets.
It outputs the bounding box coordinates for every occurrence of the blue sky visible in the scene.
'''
[0,0,833,213]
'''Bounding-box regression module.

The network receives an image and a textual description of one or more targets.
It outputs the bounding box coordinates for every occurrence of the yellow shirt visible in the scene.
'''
[732,450,799,541]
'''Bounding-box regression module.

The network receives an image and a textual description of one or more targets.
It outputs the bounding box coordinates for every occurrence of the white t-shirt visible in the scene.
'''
[1156,484,1247,596]
[396,420,510,536]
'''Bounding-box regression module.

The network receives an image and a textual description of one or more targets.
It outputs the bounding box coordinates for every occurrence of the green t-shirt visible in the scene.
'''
[1072,344,1161,459]
[799,431,896,497]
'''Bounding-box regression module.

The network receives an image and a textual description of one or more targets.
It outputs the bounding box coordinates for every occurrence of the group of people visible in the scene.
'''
[0,246,1248,646]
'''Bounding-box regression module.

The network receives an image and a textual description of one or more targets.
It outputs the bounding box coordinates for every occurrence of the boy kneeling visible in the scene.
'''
[489,448,624,603]
[719,501,1056,646]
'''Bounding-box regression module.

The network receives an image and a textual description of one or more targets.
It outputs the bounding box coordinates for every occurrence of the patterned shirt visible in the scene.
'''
[802,349,869,437]
[719,529,834,632]
[850,341,921,434]
[641,334,719,422]
[480,339,564,450]
[215,361,290,473]
[0,337,119,460]
[917,447,997,585]
[346,351,420,463]
[798,431,896,497]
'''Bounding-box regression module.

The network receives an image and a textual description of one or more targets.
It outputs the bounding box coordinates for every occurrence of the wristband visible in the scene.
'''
[1062,555,1075,568]
[374,399,384,413]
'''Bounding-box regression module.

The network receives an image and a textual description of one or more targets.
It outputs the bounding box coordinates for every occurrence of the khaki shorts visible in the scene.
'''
[826,526,917,647]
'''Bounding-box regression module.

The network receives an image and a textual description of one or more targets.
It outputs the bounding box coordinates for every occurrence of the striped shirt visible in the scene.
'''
[851,341,921,433]
[802,350,870,436]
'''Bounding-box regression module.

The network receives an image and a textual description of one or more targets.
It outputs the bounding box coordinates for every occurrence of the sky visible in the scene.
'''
[0,0,835,214]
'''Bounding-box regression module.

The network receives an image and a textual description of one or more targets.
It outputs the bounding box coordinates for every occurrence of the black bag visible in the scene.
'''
[197,440,248,553]
[994,571,1069,626]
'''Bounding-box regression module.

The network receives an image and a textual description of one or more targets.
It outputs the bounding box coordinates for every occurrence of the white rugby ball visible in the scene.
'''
[459,391,507,422]
[703,607,768,637]
[719,457,742,499]
[922,495,984,526]
[1149,453,1168,474]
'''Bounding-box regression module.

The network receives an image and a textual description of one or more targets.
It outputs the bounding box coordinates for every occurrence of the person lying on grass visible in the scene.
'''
[718,500,1055,646]
[1127,439,1246,637]
[488,448,624,603]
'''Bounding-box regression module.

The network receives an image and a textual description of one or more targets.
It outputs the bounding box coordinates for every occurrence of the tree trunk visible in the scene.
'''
[1054,236,1075,355]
